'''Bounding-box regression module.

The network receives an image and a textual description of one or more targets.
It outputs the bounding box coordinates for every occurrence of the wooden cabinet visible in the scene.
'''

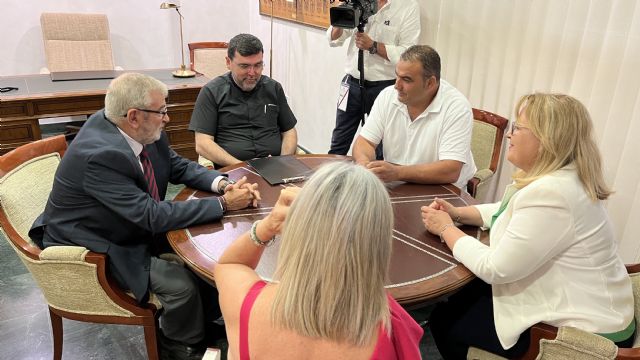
[0,70,206,160]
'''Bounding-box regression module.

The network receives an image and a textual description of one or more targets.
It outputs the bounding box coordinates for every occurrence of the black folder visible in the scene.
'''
[246,156,311,185]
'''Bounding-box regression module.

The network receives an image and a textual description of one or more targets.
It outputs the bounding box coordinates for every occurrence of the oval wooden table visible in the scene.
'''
[168,154,483,307]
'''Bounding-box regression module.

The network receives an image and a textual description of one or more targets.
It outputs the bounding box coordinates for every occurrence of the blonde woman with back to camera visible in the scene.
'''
[214,162,423,359]
[421,93,634,359]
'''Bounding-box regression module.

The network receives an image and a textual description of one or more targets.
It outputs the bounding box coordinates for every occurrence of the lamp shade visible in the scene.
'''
[160,2,178,9]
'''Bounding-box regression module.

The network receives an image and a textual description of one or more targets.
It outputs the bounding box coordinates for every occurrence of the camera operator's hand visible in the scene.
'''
[330,26,344,40]
[354,32,374,51]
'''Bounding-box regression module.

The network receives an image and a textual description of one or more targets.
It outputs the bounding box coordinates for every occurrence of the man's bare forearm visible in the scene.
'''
[396,160,463,184]
[280,128,298,155]
[352,136,376,164]
[194,132,241,167]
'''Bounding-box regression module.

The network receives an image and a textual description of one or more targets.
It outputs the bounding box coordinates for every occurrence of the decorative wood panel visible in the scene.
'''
[259,0,331,29]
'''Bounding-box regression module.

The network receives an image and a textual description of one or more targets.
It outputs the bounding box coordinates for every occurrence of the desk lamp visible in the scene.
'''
[160,2,196,78]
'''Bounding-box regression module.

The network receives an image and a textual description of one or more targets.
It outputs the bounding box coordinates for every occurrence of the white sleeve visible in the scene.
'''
[438,99,473,163]
[452,184,574,284]
[474,202,502,228]
[384,2,421,64]
[359,87,392,145]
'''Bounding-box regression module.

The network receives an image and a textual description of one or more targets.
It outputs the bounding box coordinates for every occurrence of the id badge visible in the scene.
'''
[337,82,349,111]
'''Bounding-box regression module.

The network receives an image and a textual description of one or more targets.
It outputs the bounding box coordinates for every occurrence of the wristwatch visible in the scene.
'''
[369,41,378,55]
[218,178,235,194]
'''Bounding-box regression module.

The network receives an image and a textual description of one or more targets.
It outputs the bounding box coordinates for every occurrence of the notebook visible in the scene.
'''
[246,156,311,185]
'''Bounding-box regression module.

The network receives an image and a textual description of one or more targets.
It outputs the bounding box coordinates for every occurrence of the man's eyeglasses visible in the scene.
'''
[123,108,168,118]
[235,62,264,71]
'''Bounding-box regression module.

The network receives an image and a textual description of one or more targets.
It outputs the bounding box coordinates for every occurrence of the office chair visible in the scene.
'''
[467,108,509,201]
[0,135,161,360]
[40,12,117,73]
[467,264,640,359]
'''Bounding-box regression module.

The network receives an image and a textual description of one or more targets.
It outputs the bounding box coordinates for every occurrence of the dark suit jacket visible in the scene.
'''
[30,109,224,302]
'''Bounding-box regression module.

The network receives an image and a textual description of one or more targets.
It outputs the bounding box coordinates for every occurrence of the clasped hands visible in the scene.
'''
[421,198,458,240]
[222,176,261,210]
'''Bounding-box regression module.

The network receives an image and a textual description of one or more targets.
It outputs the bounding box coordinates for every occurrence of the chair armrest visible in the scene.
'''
[467,169,494,197]
[40,245,88,261]
[617,347,640,360]
[520,324,618,360]
[518,323,558,360]
[474,168,494,182]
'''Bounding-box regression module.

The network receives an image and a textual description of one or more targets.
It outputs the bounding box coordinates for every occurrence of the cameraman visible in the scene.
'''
[327,0,420,156]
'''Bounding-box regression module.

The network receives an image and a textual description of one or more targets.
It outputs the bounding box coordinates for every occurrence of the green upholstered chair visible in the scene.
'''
[467,108,509,201]
[0,135,161,360]
[467,264,640,360]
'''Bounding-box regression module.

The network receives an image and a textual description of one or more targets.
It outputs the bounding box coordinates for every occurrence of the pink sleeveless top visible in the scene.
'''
[238,281,423,360]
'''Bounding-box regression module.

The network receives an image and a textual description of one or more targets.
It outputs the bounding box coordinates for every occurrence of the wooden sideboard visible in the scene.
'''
[0,69,208,160]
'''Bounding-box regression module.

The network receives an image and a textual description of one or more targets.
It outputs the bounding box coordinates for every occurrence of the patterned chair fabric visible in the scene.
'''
[40,12,115,72]
[467,108,508,200]
[0,135,161,360]
[189,41,229,79]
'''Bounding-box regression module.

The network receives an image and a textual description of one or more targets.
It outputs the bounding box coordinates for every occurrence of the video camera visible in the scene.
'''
[329,0,378,29]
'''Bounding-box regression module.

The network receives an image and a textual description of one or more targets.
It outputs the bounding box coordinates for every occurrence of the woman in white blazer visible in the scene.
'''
[421,93,635,359]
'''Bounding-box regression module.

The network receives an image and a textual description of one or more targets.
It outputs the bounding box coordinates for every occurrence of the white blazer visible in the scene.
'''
[453,166,634,349]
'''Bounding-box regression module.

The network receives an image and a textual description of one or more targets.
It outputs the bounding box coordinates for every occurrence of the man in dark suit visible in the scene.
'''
[30,73,259,360]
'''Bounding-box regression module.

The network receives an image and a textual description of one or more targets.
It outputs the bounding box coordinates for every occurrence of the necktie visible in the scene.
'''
[139,149,160,201]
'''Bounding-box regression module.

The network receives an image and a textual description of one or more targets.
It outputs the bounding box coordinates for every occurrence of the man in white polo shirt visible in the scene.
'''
[352,45,476,189]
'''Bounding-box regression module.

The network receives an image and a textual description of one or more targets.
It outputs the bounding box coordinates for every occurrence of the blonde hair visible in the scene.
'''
[271,162,393,346]
[104,73,168,124]
[513,93,612,200]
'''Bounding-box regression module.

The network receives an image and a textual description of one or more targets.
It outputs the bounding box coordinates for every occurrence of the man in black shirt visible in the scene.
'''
[189,34,298,167]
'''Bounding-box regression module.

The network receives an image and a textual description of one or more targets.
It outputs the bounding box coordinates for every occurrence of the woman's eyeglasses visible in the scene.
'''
[510,122,529,133]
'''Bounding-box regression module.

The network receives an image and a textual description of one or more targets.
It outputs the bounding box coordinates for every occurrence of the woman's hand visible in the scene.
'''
[429,198,457,216]
[421,205,454,236]
[258,187,301,239]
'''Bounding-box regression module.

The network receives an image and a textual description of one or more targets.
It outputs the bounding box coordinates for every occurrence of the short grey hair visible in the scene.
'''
[104,73,168,124]
[400,45,441,81]
[271,162,393,346]
[227,33,263,59]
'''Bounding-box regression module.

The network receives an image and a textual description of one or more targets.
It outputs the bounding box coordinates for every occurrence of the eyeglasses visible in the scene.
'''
[234,62,264,71]
[510,122,529,134]
[123,108,168,119]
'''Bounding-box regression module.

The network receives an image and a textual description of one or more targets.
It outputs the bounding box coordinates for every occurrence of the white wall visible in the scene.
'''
[0,0,252,76]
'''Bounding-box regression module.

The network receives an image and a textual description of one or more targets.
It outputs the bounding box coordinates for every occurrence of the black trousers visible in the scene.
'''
[329,74,394,158]
[149,257,220,345]
[429,278,531,360]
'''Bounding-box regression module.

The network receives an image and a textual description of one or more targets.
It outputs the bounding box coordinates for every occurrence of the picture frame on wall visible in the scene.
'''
[259,0,331,29]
